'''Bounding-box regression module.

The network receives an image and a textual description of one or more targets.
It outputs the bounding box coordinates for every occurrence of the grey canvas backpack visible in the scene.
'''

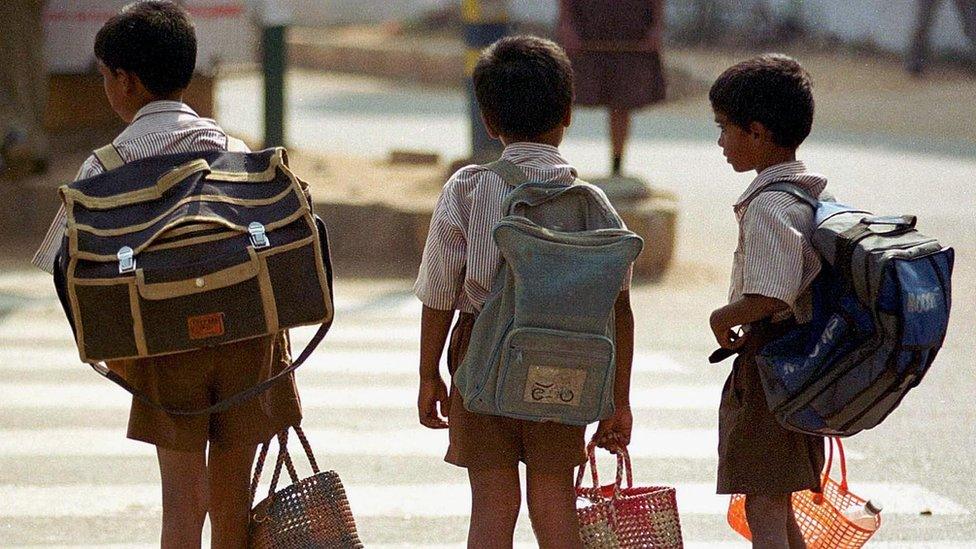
[453,160,643,425]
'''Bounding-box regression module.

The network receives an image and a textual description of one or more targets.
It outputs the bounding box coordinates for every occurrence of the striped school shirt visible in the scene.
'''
[730,160,828,324]
[31,100,238,274]
[415,142,629,313]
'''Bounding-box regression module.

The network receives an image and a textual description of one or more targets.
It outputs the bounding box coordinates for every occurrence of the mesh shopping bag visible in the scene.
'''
[576,441,684,548]
[728,438,881,548]
[249,426,364,549]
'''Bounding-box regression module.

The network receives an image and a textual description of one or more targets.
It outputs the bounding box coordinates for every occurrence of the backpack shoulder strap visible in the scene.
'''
[761,181,820,210]
[483,159,529,187]
[225,135,250,152]
[93,143,125,171]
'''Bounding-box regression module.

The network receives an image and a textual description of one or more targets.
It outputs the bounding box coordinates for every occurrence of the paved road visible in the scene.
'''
[0,270,971,546]
[0,71,972,545]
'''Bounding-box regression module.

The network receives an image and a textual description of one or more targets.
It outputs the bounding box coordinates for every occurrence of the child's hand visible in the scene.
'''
[594,405,632,454]
[709,308,746,350]
[418,377,450,429]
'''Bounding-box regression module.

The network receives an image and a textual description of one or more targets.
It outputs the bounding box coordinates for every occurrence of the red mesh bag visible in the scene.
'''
[576,442,684,548]
[727,438,881,548]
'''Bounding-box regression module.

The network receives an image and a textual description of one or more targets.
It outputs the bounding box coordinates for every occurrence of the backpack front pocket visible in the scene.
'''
[496,327,615,425]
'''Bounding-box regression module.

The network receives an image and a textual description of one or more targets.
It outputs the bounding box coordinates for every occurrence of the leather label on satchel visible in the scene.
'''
[524,366,586,407]
[188,312,225,339]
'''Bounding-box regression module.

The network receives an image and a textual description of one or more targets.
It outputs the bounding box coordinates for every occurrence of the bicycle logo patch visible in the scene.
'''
[524,365,586,407]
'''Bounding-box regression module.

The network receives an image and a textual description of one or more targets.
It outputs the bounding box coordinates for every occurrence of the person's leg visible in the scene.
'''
[526,466,582,549]
[467,467,521,549]
[785,495,806,548]
[908,0,942,74]
[157,447,209,549]
[744,493,792,549]
[208,442,260,549]
[609,108,631,175]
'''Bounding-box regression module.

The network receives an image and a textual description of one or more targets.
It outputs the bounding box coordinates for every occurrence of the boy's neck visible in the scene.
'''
[499,126,564,149]
[123,93,184,123]
[754,148,797,174]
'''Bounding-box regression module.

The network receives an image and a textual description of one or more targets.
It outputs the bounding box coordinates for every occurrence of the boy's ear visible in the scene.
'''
[748,121,770,142]
[480,113,500,140]
[117,69,147,98]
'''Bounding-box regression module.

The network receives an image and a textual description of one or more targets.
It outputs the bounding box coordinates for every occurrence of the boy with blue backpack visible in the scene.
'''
[415,36,637,548]
[708,54,826,548]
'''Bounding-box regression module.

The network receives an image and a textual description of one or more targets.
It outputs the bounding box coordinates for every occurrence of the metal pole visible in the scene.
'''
[262,24,287,148]
[462,0,507,162]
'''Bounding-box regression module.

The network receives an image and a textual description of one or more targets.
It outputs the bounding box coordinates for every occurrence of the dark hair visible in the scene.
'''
[709,54,814,149]
[473,35,574,140]
[94,1,197,97]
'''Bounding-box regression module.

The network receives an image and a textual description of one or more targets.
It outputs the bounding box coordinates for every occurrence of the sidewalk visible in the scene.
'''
[290,25,976,154]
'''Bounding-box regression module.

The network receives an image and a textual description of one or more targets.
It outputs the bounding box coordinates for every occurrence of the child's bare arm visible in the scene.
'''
[709,294,789,350]
[418,305,454,429]
[595,290,634,451]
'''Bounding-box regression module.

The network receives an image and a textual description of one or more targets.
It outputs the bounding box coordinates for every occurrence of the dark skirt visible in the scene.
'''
[558,0,667,109]
[569,51,666,109]
[717,321,825,494]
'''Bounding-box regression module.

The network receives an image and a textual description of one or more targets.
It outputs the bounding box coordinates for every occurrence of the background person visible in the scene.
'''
[556,0,666,177]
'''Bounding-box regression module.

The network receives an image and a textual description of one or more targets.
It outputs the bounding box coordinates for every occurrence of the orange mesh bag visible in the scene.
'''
[727,438,881,548]
[576,442,684,548]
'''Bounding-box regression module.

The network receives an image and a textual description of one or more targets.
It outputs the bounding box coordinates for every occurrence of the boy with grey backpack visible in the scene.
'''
[415,36,640,548]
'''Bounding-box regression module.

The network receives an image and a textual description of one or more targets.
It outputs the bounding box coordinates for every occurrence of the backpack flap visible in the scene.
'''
[489,218,643,425]
[503,181,625,232]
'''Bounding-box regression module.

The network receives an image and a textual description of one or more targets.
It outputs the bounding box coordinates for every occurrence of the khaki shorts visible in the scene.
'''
[107,333,302,452]
[445,313,586,472]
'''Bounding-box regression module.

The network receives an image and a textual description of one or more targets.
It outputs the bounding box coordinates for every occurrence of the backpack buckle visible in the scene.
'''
[117,246,135,274]
[248,222,270,249]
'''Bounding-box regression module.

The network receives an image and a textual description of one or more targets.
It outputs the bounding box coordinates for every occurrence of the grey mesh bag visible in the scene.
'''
[453,160,643,425]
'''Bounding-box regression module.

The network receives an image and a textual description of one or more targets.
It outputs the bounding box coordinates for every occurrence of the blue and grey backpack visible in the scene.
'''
[756,183,953,437]
[453,160,643,425]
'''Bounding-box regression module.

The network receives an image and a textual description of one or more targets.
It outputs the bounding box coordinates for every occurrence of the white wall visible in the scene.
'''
[45,0,971,71]
[45,1,257,74]
[804,1,972,52]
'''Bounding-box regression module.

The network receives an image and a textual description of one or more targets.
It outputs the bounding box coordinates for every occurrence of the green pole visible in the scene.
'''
[262,24,286,148]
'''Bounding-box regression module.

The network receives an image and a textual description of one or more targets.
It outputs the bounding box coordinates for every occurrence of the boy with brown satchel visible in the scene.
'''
[32,3,314,546]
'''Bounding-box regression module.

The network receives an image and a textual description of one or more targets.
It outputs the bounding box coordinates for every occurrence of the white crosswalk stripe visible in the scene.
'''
[0,276,970,546]
[0,383,718,411]
[0,348,688,374]
[0,482,966,519]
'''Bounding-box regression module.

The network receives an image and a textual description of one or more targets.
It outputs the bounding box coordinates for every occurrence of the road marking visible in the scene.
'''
[0,427,726,459]
[0,481,965,519]
[8,540,976,549]
[0,382,717,412]
[0,349,687,374]
[0,426,866,461]
[369,544,976,549]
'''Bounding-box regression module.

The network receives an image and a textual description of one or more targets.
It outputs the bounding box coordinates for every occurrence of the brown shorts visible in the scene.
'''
[107,332,302,452]
[445,313,587,472]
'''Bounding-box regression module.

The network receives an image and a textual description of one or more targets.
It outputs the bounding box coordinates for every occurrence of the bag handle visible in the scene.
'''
[860,215,917,234]
[250,426,320,513]
[813,437,847,504]
[574,440,633,499]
